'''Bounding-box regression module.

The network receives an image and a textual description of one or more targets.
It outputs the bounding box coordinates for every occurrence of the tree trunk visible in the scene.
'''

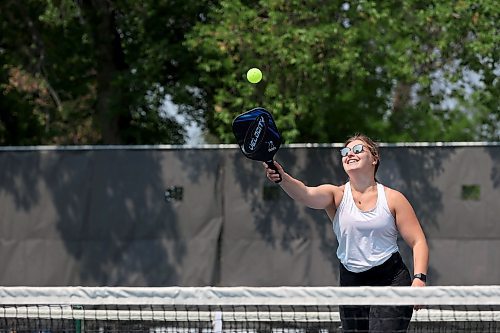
[79,0,129,144]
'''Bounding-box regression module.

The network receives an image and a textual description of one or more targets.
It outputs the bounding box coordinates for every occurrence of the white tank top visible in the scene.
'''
[332,182,399,273]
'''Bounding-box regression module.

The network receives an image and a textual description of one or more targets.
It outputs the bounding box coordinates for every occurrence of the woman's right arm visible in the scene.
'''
[264,161,337,210]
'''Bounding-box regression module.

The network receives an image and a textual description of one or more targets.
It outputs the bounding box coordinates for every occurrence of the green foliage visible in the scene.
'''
[186,0,499,143]
[0,0,498,145]
[0,0,215,144]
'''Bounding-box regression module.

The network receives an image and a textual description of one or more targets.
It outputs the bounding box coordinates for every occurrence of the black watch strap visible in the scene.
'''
[413,273,427,282]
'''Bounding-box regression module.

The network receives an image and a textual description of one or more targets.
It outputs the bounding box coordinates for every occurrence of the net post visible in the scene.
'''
[72,305,83,333]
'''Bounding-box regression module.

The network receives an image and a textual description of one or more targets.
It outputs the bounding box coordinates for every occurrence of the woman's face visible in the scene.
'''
[341,139,377,175]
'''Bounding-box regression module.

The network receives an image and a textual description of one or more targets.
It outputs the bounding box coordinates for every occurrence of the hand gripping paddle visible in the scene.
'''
[232,107,282,183]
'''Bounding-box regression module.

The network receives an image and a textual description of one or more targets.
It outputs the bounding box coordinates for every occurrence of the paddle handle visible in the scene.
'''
[266,160,282,184]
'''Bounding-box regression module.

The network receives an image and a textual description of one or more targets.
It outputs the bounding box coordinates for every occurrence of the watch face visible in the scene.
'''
[414,273,427,282]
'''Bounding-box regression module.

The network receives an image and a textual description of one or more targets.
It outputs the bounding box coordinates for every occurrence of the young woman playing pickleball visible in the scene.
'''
[263,133,429,333]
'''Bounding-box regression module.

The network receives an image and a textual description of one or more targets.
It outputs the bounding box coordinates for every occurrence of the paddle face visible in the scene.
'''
[232,107,282,183]
[232,107,281,162]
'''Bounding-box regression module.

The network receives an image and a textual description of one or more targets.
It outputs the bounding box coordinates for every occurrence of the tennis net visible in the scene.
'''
[0,286,499,332]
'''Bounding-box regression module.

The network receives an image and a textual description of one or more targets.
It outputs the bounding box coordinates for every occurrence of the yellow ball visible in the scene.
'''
[246,68,263,84]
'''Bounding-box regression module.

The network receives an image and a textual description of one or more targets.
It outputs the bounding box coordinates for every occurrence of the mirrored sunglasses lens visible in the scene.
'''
[353,145,363,153]
[340,148,349,157]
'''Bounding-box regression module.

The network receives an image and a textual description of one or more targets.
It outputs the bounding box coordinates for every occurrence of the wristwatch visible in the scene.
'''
[413,273,427,282]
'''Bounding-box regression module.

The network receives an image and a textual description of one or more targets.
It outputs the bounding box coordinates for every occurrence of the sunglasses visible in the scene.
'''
[340,144,365,157]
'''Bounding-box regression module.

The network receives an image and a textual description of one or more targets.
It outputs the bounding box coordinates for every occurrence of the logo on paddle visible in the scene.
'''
[243,115,267,154]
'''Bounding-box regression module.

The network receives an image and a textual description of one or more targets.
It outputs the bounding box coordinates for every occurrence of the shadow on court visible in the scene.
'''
[486,146,500,189]
[226,146,344,286]
[0,148,220,286]
[0,144,498,287]
[52,149,183,286]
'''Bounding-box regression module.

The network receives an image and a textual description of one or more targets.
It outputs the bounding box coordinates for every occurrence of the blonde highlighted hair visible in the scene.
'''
[344,133,380,177]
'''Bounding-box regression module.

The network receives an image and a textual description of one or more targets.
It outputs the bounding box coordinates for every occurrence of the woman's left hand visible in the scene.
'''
[411,278,426,310]
[411,278,426,287]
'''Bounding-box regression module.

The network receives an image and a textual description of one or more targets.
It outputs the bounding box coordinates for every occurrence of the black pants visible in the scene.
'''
[339,252,413,333]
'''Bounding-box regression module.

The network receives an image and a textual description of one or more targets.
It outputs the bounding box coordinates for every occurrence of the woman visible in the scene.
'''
[264,133,429,333]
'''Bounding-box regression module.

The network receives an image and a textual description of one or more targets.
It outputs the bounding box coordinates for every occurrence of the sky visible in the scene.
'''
[162,96,204,145]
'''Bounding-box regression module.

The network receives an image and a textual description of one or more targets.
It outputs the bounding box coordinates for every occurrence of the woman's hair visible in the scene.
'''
[344,133,380,177]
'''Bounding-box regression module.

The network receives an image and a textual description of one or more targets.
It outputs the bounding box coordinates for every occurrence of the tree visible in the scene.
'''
[1,0,497,145]
[186,0,499,143]
[0,0,217,145]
